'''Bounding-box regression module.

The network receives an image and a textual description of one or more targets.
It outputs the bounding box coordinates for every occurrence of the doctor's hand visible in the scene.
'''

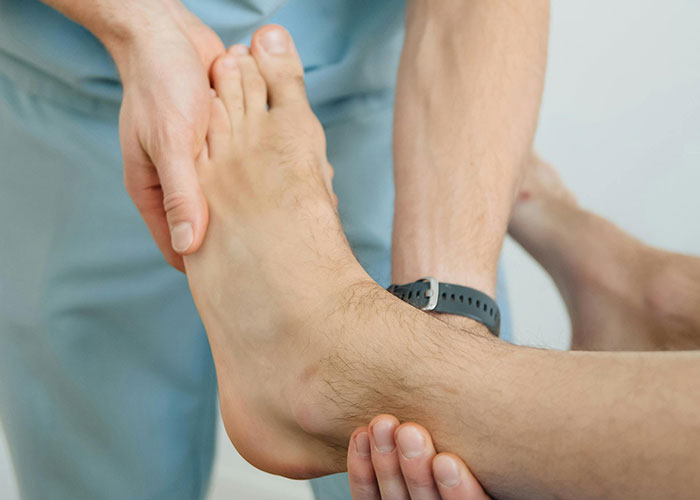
[106,2,225,271]
[347,415,491,500]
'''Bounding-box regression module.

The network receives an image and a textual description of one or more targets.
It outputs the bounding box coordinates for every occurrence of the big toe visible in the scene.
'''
[251,25,308,109]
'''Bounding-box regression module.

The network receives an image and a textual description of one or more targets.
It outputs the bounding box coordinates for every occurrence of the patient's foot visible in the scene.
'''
[185,25,477,479]
[509,155,700,351]
[184,25,371,477]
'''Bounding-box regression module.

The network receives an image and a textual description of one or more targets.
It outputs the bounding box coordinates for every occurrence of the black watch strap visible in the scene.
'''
[387,277,500,336]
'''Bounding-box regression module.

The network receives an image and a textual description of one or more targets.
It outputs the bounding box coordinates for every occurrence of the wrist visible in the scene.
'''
[90,1,186,76]
[391,246,499,299]
[391,199,505,299]
[85,1,168,47]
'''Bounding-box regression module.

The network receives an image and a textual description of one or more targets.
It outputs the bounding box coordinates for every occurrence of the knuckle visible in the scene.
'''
[162,190,193,216]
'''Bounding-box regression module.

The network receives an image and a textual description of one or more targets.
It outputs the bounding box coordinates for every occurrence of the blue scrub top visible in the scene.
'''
[0,0,406,111]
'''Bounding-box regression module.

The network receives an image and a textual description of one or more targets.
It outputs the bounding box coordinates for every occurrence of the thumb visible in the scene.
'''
[158,155,209,255]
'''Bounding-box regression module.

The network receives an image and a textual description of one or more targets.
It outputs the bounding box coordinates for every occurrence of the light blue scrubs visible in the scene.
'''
[0,1,512,499]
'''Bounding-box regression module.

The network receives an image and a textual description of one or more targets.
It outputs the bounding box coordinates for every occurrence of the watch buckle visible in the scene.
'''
[419,277,439,311]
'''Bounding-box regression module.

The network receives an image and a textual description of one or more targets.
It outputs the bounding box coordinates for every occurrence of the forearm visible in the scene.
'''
[38,0,182,66]
[393,0,549,295]
[320,285,700,499]
[39,1,166,41]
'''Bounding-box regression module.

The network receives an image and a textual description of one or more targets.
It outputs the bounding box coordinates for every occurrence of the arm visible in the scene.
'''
[40,0,225,270]
[392,0,549,308]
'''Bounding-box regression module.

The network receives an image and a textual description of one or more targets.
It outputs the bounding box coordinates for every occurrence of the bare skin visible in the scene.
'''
[185,26,700,500]
[509,155,700,351]
[347,416,490,500]
[40,0,225,270]
[346,156,700,499]
[392,0,549,307]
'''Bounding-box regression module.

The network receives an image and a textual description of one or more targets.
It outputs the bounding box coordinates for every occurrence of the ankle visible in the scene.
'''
[292,282,504,445]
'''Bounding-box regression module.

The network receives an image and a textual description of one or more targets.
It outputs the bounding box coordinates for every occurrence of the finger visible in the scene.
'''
[395,424,441,500]
[368,415,410,500]
[156,154,209,257]
[433,453,491,500]
[123,153,186,271]
[347,428,381,500]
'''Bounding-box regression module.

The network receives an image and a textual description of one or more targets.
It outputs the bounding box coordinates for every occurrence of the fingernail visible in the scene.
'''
[261,28,289,54]
[396,426,425,459]
[371,419,396,453]
[209,88,217,97]
[221,56,237,69]
[355,432,370,458]
[171,222,194,253]
[229,44,249,56]
[433,455,461,488]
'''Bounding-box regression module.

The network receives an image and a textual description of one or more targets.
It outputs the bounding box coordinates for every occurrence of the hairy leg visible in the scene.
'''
[184,25,700,500]
[509,155,700,351]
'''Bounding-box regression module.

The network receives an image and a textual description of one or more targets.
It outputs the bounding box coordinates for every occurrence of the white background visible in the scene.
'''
[3,1,700,497]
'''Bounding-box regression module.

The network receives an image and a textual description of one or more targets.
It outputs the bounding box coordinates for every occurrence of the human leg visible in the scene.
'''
[509,155,700,351]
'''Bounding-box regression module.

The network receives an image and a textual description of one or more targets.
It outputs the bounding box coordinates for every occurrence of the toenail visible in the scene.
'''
[229,45,249,56]
[260,28,289,54]
[171,222,194,253]
[433,455,461,488]
[397,426,425,459]
[221,56,237,69]
[354,432,370,458]
[371,419,396,453]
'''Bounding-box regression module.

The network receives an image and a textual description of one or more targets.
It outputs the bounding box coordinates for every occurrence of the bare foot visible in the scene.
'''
[183,25,372,478]
[184,24,474,479]
[184,24,502,481]
[509,154,700,351]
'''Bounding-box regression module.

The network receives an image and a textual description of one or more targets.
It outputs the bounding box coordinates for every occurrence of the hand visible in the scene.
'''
[108,4,225,270]
[347,415,491,500]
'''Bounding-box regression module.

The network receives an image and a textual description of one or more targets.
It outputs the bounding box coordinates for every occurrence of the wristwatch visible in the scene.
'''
[387,277,500,336]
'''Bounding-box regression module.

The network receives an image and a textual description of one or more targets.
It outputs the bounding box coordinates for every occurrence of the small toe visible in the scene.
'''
[211,54,244,130]
[206,96,230,160]
[229,46,268,115]
[251,25,308,110]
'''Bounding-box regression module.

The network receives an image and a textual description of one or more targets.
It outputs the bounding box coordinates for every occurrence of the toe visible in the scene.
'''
[206,96,230,160]
[211,54,244,130]
[251,25,308,110]
[229,44,268,115]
